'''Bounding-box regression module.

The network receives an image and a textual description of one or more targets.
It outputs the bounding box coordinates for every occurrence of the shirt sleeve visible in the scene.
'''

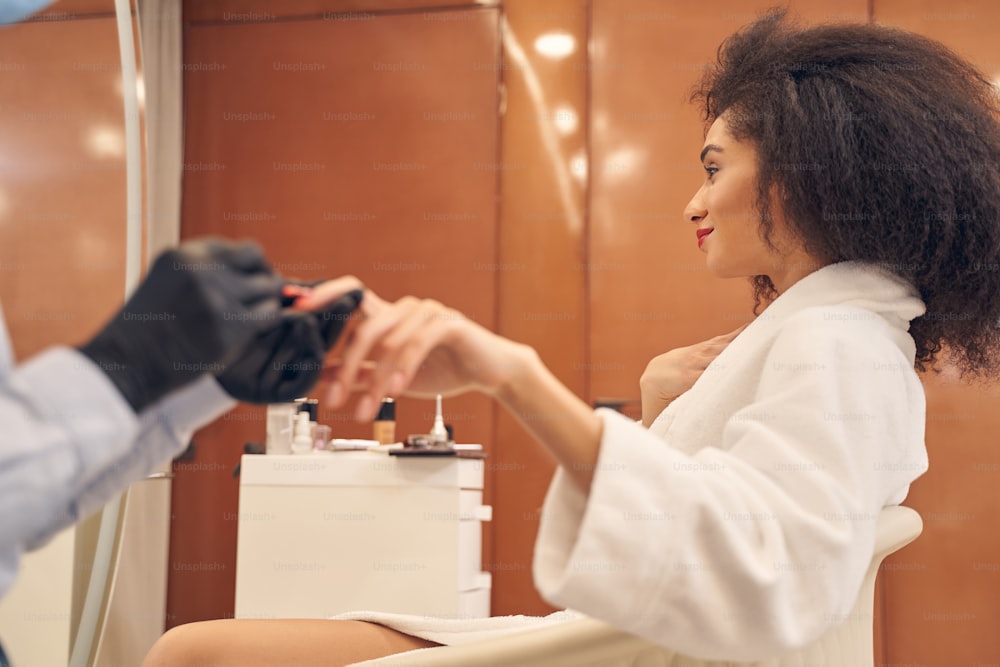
[0,346,235,597]
[532,314,928,661]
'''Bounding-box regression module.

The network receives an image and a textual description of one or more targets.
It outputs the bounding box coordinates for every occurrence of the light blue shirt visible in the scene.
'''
[0,304,235,598]
[0,0,55,25]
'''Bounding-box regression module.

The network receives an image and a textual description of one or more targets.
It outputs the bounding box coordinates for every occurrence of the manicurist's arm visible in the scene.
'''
[0,238,367,601]
[0,353,235,560]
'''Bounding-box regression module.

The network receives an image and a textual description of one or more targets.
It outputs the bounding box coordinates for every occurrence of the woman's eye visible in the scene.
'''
[704,165,719,180]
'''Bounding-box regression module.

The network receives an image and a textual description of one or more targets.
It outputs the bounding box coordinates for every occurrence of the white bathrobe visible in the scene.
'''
[340,261,930,662]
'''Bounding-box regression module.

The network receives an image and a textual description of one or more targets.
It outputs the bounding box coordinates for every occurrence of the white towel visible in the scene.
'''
[332,608,582,647]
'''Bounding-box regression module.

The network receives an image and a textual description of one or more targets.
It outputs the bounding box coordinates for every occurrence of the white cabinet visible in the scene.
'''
[234,452,491,620]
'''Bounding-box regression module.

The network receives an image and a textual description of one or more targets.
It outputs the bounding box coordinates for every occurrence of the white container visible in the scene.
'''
[265,404,296,455]
[234,451,491,620]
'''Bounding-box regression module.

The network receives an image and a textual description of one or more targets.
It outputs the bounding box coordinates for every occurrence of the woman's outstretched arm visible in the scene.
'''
[298,279,603,492]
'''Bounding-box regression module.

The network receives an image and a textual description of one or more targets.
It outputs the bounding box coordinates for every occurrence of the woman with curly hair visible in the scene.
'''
[144,8,1000,666]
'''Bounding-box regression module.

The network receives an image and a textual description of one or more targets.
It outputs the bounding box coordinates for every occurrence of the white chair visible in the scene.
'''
[354,505,922,667]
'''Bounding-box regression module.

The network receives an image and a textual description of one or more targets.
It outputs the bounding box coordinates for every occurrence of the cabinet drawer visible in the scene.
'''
[457,585,492,619]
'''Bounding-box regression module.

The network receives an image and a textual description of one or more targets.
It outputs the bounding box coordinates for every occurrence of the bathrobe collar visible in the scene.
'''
[651,261,926,437]
[747,261,925,334]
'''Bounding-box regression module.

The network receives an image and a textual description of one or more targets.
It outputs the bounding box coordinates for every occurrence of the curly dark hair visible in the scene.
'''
[692,8,1000,377]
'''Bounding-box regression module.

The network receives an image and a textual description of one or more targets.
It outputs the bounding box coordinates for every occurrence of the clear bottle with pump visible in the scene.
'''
[292,411,313,454]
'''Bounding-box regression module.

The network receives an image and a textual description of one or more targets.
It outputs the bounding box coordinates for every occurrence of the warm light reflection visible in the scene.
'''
[592,110,608,136]
[599,146,644,183]
[502,18,582,233]
[114,74,146,109]
[534,32,576,59]
[570,149,587,183]
[552,104,578,135]
[0,188,10,225]
[85,124,126,159]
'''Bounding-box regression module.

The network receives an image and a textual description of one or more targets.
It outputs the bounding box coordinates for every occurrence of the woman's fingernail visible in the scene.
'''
[355,395,374,421]
[327,381,343,406]
[388,371,405,396]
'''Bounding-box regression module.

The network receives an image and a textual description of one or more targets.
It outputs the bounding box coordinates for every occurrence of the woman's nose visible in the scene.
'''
[684,188,707,224]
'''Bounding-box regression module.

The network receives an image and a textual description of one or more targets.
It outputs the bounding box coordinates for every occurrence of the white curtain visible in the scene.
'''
[84,1,184,665]
[140,0,184,258]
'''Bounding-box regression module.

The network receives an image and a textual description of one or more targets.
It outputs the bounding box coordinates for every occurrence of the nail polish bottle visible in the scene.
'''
[373,398,396,445]
[429,394,449,445]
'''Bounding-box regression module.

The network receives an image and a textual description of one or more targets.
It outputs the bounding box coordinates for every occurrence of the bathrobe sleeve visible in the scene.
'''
[533,308,928,661]
[0,346,234,598]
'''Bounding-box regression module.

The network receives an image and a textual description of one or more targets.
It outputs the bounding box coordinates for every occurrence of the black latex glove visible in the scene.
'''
[215,289,363,404]
[79,239,283,413]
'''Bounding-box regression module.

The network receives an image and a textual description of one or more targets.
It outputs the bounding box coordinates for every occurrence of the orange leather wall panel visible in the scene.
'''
[490,0,589,616]
[174,4,501,625]
[185,0,487,23]
[30,0,116,20]
[0,11,126,358]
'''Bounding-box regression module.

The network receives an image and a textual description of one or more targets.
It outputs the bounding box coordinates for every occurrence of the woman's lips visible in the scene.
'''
[696,228,713,248]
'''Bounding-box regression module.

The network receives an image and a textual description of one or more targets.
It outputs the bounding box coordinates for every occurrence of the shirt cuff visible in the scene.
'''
[128,375,236,473]
[68,374,236,527]
[13,347,140,475]
[145,375,236,442]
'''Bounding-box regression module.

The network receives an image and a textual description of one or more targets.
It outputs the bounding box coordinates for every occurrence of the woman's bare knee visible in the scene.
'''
[141,620,225,667]
[141,619,438,667]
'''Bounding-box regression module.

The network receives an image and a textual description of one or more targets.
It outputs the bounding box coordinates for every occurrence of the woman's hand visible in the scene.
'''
[294,278,533,420]
[298,276,603,491]
[639,326,745,427]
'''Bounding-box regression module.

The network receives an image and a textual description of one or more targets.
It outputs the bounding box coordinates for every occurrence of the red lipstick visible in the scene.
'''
[696,228,713,248]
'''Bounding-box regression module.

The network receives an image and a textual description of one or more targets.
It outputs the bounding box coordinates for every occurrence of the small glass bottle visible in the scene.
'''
[373,398,396,445]
[292,411,313,454]
[429,394,449,445]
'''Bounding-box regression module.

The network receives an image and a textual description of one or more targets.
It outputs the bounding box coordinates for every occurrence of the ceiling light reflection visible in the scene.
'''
[552,104,578,135]
[85,124,125,159]
[0,188,10,225]
[534,32,576,60]
[570,150,588,183]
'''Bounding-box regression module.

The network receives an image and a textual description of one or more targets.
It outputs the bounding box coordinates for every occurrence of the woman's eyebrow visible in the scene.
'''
[700,144,724,162]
